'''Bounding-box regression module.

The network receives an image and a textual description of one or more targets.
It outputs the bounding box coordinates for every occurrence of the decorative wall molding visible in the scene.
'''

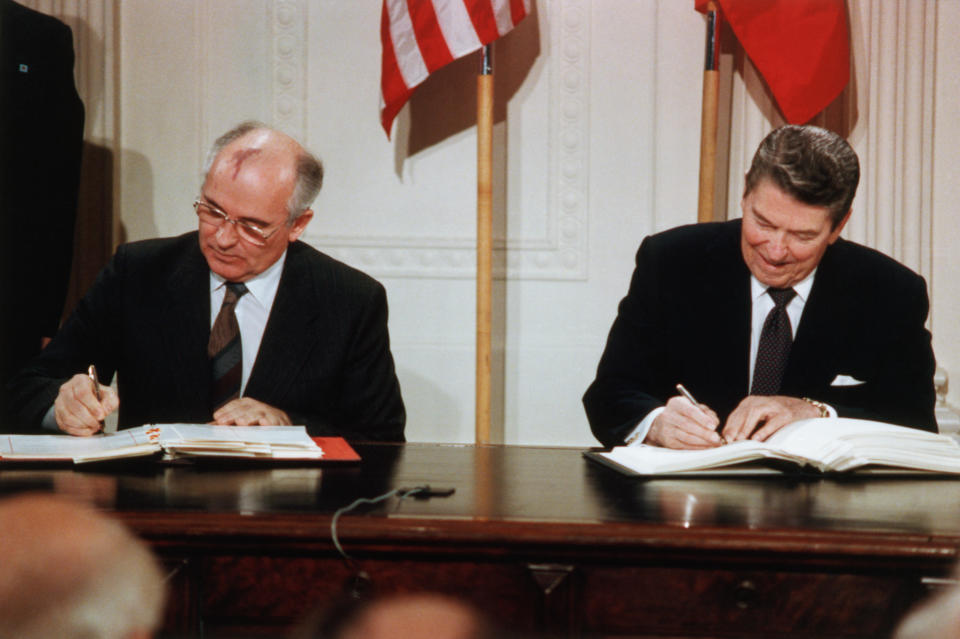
[197,3,210,171]
[272,0,307,141]
[291,0,590,281]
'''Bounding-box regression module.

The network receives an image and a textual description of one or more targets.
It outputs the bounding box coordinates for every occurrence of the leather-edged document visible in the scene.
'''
[0,424,346,465]
[585,418,960,477]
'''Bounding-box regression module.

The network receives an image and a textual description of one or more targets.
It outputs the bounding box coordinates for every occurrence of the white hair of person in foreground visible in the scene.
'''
[0,493,166,639]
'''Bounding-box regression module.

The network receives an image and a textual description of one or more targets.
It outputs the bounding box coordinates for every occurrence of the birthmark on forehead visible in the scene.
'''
[228,148,262,179]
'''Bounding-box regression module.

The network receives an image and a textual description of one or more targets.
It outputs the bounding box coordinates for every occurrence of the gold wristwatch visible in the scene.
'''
[802,397,829,418]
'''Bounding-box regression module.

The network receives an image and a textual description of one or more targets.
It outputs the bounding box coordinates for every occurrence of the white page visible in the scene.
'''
[156,424,323,458]
[602,440,775,474]
[159,424,316,447]
[599,418,960,475]
[0,425,161,459]
[766,418,960,471]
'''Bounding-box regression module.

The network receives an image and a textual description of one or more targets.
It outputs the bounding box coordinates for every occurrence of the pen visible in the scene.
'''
[675,383,727,445]
[87,364,106,432]
[675,383,698,406]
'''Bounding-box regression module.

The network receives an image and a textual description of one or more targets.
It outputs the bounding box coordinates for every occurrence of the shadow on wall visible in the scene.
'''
[64,140,113,319]
[51,14,108,320]
[63,145,158,320]
[115,148,159,246]
[395,364,464,443]
[58,15,159,320]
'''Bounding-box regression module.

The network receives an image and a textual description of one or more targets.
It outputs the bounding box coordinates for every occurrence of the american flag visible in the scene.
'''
[380,0,531,138]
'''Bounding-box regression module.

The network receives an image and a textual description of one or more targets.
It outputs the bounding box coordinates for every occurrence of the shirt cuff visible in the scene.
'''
[41,405,60,432]
[624,406,665,446]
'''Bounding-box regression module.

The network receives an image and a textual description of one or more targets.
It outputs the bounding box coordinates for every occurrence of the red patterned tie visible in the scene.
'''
[209,282,248,410]
[750,287,797,396]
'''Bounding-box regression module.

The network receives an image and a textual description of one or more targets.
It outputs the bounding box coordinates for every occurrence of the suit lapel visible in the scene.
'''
[677,221,751,414]
[245,244,323,400]
[704,222,752,404]
[783,241,847,391]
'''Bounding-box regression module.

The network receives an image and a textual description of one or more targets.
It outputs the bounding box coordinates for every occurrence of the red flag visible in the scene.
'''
[695,0,850,124]
[380,0,530,138]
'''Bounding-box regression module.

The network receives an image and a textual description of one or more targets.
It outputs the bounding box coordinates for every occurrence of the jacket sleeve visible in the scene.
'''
[826,270,937,432]
[286,281,406,442]
[583,237,677,447]
[5,247,125,431]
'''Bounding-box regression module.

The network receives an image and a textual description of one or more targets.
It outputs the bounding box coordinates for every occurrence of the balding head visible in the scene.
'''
[204,121,323,222]
[197,122,321,281]
[0,494,166,639]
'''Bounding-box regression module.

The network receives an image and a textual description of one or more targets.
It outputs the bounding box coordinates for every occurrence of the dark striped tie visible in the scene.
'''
[209,282,248,411]
[750,287,797,396]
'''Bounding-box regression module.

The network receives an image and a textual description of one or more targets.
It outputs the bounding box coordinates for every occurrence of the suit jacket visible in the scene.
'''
[0,0,84,411]
[583,220,937,447]
[6,232,406,441]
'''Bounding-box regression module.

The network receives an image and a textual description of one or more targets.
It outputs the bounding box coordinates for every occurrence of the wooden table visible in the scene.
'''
[3,442,960,638]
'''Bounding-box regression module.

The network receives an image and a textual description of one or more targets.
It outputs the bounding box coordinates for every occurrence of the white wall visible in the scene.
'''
[27,0,960,444]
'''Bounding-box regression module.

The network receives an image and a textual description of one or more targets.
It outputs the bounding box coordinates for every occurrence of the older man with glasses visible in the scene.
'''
[7,122,406,441]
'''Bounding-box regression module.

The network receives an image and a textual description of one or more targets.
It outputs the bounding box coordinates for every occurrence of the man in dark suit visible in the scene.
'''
[0,0,84,424]
[584,125,936,449]
[7,122,405,441]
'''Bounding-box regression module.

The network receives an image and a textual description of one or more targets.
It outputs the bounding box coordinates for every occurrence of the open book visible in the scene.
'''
[586,418,960,476]
[0,424,329,464]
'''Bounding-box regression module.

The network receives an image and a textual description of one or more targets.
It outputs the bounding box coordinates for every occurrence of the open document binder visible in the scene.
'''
[0,424,335,464]
[586,418,960,477]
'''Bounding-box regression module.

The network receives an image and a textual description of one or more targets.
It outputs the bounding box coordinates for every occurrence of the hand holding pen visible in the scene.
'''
[52,365,119,437]
[676,384,727,445]
[644,383,723,449]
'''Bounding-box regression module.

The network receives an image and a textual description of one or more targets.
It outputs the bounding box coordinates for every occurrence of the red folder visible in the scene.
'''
[310,437,361,463]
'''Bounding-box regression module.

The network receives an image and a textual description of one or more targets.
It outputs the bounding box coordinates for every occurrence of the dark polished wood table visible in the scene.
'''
[3,442,960,638]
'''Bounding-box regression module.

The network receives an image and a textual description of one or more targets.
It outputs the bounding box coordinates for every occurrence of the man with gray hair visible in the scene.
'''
[8,122,405,440]
[0,493,166,639]
[585,124,936,449]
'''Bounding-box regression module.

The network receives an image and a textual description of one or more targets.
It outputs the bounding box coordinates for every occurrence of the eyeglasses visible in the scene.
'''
[193,198,280,246]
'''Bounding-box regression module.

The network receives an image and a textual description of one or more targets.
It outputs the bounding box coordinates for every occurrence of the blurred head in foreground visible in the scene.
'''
[0,493,166,639]
[292,592,501,639]
[894,571,960,639]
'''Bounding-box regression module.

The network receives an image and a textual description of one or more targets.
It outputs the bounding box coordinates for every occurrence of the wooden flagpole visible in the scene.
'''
[476,45,494,444]
[698,1,721,223]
